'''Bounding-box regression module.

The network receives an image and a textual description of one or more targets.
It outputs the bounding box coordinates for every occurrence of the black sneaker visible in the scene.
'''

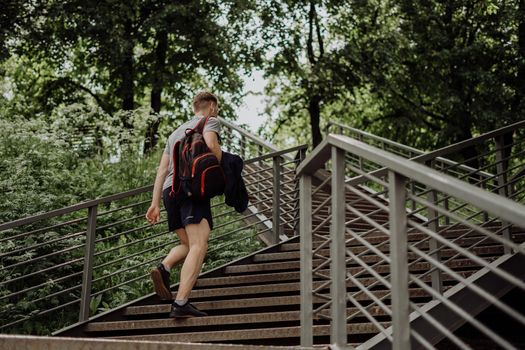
[150,264,172,300]
[169,301,208,318]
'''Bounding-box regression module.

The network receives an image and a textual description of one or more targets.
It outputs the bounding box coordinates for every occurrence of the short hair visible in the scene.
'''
[192,91,218,113]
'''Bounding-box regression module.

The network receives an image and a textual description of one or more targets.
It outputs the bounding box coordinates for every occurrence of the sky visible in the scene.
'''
[234,70,268,133]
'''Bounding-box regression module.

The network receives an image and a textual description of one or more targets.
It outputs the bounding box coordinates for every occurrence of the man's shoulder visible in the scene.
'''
[167,117,199,141]
[204,116,221,132]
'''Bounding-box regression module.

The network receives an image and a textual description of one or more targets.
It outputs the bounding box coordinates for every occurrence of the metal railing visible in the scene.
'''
[327,120,525,207]
[297,134,525,349]
[0,118,305,335]
[218,117,304,243]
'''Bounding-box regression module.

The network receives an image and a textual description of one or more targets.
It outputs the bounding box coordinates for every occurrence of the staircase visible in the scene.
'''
[56,169,525,348]
[1,119,524,349]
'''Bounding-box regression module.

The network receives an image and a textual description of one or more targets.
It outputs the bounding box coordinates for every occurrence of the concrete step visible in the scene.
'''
[194,267,473,288]
[310,226,523,243]
[0,334,312,350]
[184,277,450,300]
[281,234,524,251]
[224,257,494,275]
[87,311,304,332]
[90,307,397,333]
[124,296,315,316]
[252,246,503,263]
[107,323,389,343]
[253,247,503,266]
[124,302,400,316]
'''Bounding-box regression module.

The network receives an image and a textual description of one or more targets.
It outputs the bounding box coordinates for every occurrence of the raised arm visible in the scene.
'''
[146,153,170,224]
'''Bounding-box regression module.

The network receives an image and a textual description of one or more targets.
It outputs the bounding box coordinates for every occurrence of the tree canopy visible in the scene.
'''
[1,0,523,172]
[260,0,524,151]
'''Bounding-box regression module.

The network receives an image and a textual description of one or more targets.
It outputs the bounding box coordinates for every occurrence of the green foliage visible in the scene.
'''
[0,101,266,335]
[0,104,158,222]
[261,0,525,153]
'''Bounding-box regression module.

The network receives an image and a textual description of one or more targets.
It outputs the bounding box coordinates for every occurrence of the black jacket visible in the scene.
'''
[221,151,248,213]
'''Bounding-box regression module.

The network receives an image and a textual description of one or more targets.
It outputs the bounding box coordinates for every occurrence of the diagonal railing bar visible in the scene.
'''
[343,218,511,326]
[408,302,471,350]
[298,132,525,349]
[408,244,525,327]
[408,274,515,350]
[407,195,524,254]
[333,120,525,210]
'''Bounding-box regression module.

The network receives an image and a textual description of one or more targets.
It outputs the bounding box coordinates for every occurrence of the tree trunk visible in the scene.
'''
[144,30,168,153]
[458,126,480,170]
[306,1,323,148]
[308,94,322,147]
[491,0,524,176]
[513,0,525,118]
[121,19,135,113]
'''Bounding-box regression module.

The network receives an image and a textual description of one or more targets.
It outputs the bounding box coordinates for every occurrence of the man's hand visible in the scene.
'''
[146,205,161,224]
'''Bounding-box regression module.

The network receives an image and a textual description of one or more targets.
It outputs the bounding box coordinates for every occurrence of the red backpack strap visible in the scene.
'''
[184,116,210,136]
[169,140,181,198]
[196,116,210,134]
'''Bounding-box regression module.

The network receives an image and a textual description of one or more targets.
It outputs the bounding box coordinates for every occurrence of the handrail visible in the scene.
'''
[328,119,525,162]
[328,120,525,201]
[327,121,421,154]
[298,134,525,226]
[414,119,525,162]
[218,117,280,153]
[298,133,525,349]
[245,144,307,165]
[327,120,499,179]
[0,185,154,231]
[0,144,304,232]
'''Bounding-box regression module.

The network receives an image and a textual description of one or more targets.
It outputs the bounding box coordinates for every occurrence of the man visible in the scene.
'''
[145,91,221,317]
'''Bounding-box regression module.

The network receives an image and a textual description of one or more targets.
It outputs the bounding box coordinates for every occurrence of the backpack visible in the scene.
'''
[169,116,226,201]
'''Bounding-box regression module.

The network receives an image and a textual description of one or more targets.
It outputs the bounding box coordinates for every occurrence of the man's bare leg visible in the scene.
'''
[162,228,190,269]
[151,228,190,299]
[175,218,210,301]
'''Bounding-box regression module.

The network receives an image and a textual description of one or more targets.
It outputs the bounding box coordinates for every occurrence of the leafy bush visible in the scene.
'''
[0,104,266,335]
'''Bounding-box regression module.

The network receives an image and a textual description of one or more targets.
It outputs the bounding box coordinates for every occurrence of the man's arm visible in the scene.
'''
[146,153,170,224]
[204,131,222,162]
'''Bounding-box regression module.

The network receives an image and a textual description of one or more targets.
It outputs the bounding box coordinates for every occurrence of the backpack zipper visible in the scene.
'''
[191,152,214,177]
[201,165,221,197]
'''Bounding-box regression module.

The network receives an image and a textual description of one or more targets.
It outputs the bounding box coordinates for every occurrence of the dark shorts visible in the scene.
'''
[162,188,214,231]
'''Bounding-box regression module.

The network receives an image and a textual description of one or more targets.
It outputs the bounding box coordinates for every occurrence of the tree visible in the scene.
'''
[262,0,524,156]
[260,0,358,147]
[6,0,261,150]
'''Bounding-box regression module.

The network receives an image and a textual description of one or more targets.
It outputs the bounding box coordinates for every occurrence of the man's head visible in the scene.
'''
[193,91,219,117]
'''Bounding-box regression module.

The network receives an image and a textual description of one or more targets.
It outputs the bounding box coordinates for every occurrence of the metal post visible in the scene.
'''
[300,174,313,347]
[256,144,264,209]
[331,147,347,347]
[495,136,512,253]
[240,135,246,159]
[427,188,443,295]
[325,122,332,137]
[444,196,450,225]
[408,152,416,211]
[388,171,411,350]
[293,147,308,233]
[272,156,282,244]
[358,134,364,171]
[224,128,232,153]
[299,147,307,163]
[79,205,98,322]
[410,181,416,211]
